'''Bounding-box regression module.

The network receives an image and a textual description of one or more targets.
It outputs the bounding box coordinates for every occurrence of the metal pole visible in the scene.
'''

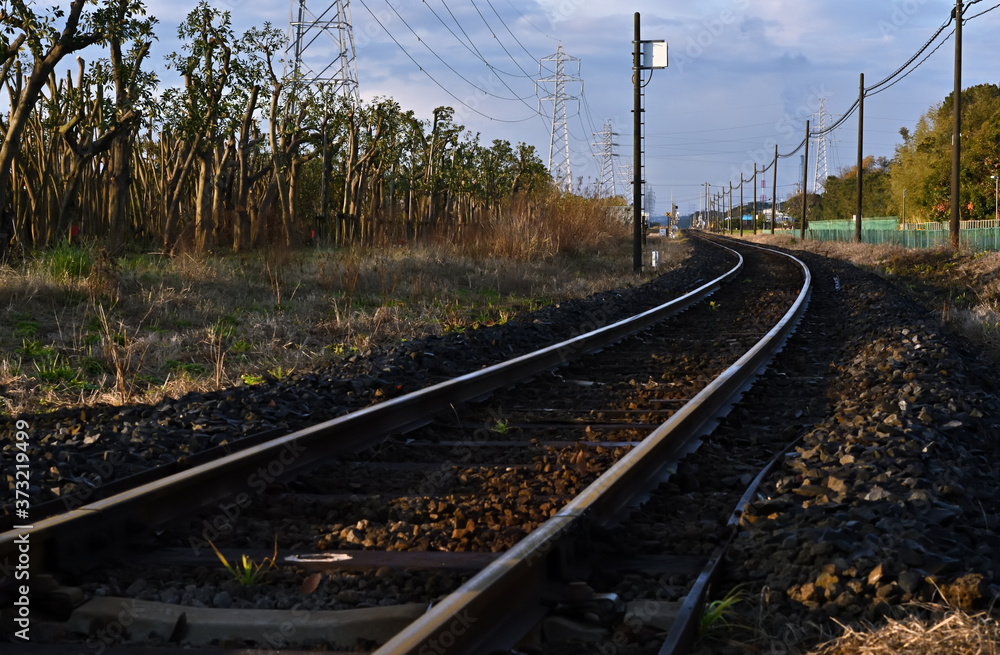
[633,12,643,272]
[801,119,809,241]
[752,167,757,235]
[729,182,733,233]
[856,72,864,243]
[739,176,744,237]
[771,144,778,235]
[951,0,963,249]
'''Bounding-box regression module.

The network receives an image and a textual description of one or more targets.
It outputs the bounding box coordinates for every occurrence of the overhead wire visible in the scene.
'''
[419,0,522,78]
[469,0,541,81]
[500,0,557,41]
[484,0,544,64]
[381,0,536,104]
[355,0,538,123]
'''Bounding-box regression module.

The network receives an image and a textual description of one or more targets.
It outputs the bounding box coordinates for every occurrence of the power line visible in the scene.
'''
[355,0,537,122]
[865,15,953,94]
[484,0,543,64]
[469,0,540,81]
[381,0,535,104]
[420,0,520,78]
[500,0,556,41]
[867,27,954,98]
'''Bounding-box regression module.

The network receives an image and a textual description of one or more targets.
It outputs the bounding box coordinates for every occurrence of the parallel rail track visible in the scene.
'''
[2,234,811,654]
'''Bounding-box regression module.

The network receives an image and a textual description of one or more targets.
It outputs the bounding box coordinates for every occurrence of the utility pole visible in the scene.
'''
[739,175,744,237]
[951,0,963,248]
[771,144,778,234]
[801,119,810,241]
[752,167,758,235]
[703,183,709,230]
[539,43,582,193]
[856,72,864,243]
[633,15,643,269]
[728,182,733,233]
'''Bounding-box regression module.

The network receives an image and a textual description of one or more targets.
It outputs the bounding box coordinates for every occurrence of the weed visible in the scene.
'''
[241,373,265,385]
[20,339,54,358]
[267,365,291,381]
[33,355,80,385]
[709,301,721,311]
[699,586,744,636]
[14,320,39,337]
[492,418,510,434]
[208,537,278,586]
[95,302,154,405]
[36,242,93,279]
[230,340,253,354]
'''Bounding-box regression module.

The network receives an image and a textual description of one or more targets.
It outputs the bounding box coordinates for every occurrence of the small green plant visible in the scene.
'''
[699,586,743,636]
[14,320,39,338]
[492,418,510,434]
[20,339,54,358]
[208,537,278,586]
[167,360,207,376]
[708,301,721,311]
[267,365,290,380]
[241,373,265,385]
[33,355,80,385]
[230,340,253,354]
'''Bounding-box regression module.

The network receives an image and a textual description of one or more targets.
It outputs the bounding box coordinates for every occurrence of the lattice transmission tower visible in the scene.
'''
[287,0,360,101]
[592,120,620,198]
[812,98,830,194]
[537,43,582,193]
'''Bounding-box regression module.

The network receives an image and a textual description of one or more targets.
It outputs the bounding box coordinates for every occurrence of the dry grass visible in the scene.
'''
[809,605,1000,655]
[0,204,684,415]
[740,232,1000,364]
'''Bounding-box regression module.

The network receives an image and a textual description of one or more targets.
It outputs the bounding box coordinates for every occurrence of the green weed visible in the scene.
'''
[699,586,744,636]
[208,537,278,586]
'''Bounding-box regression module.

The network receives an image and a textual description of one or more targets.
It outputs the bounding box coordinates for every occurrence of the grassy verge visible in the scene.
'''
[740,233,1000,364]
[0,231,686,416]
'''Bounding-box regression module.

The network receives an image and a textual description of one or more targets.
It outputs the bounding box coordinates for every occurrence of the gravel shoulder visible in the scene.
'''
[693,241,1000,654]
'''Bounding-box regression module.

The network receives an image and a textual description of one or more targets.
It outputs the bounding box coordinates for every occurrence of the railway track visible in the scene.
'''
[2,234,813,653]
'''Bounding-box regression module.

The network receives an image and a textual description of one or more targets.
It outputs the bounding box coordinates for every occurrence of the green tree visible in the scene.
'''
[890,83,1000,222]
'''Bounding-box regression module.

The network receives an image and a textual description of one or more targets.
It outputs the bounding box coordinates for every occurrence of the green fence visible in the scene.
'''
[806,227,1000,251]
[806,218,900,232]
[804,217,1000,252]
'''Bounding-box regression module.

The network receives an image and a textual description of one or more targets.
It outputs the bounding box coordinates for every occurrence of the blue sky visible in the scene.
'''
[140,0,1000,215]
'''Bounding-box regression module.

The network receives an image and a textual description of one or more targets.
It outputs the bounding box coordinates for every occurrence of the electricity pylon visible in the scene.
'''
[537,43,582,193]
[593,120,620,198]
[812,98,830,194]
[287,0,360,101]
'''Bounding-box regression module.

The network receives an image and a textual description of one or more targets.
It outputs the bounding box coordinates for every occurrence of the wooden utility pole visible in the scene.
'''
[950,0,963,249]
[771,144,778,234]
[856,73,864,243]
[801,119,810,240]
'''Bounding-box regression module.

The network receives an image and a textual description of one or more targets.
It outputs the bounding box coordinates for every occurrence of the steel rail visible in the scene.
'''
[375,237,812,655]
[0,250,743,575]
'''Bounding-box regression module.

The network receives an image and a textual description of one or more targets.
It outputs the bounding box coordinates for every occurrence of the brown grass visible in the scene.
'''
[740,233,1000,365]
[0,199,683,416]
[809,605,1000,655]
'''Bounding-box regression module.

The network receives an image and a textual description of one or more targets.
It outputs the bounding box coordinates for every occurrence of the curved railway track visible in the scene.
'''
[2,234,812,653]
